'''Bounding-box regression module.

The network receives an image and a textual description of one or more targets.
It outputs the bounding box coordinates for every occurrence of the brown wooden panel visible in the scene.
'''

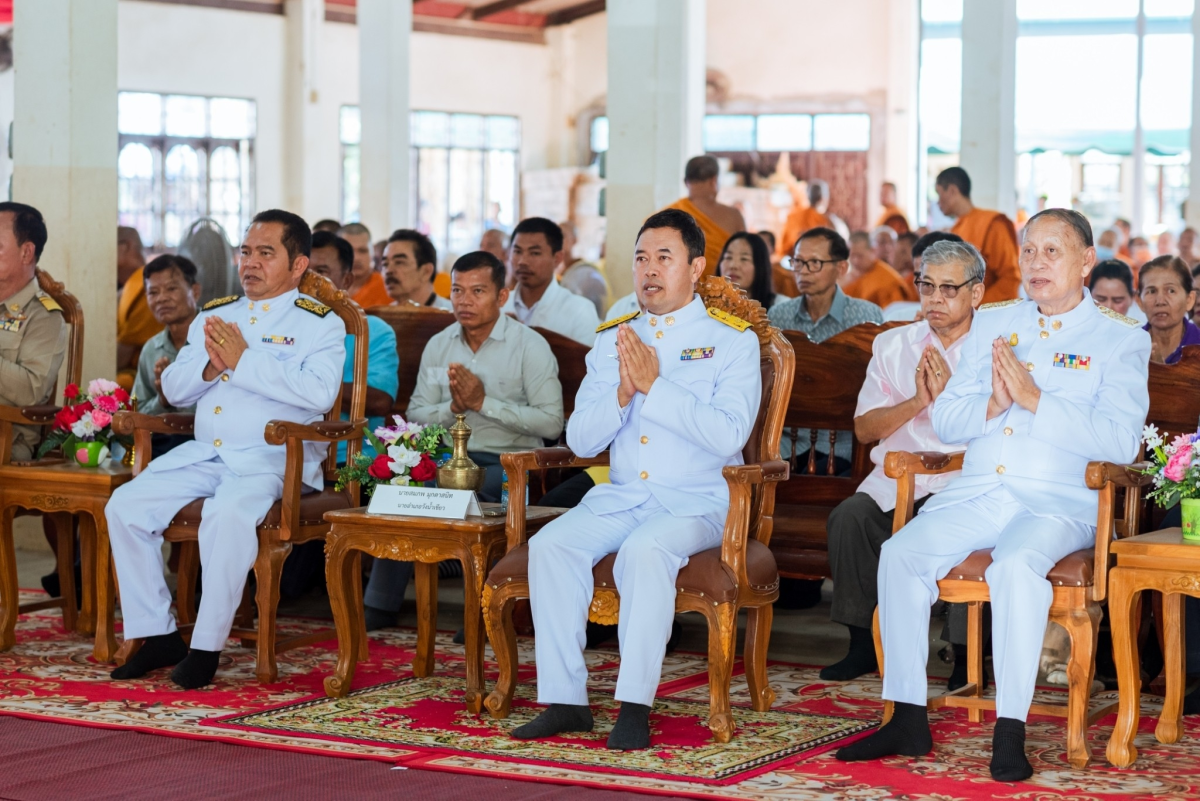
[1147,345,1200,437]
[366,306,456,414]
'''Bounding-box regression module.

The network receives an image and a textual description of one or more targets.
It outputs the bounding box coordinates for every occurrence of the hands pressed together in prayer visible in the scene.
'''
[987,337,1041,419]
[448,363,486,414]
[154,356,171,407]
[201,316,248,381]
[913,345,951,409]
[616,324,660,408]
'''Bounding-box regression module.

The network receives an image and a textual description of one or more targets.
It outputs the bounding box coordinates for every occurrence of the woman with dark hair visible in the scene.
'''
[1137,254,1200,364]
[716,230,776,308]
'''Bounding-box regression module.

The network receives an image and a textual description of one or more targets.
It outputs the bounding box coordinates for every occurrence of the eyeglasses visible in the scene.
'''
[914,279,976,299]
[782,256,842,273]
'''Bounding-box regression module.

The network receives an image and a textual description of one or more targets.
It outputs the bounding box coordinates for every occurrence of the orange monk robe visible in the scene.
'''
[951,208,1021,304]
[433,272,452,299]
[667,198,730,277]
[117,268,164,391]
[843,260,917,310]
[352,271,393,309]
[777,206,831,258]
[875,204,910,234]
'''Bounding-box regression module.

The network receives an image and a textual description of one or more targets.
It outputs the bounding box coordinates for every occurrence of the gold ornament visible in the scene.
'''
[436,414,486,492]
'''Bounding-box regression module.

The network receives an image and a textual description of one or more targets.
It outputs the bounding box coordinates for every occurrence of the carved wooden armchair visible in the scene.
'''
[0,268,99,652]
[481,277,795,743]
[111,270,369,682]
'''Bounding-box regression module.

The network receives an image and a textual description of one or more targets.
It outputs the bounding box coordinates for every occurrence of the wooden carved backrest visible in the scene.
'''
[696,277,795,540]
[36,268,84,401]
[1133,344,1200,531]
[298,270,368,479]
[533,326,590,420]
[366,305,455,414]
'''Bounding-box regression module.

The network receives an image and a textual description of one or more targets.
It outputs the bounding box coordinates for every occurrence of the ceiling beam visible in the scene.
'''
[545,0,604,26]
[470,0,531,20]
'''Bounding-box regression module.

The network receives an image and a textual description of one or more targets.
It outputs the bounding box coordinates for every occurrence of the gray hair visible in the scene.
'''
[1024,208,1094,248]
[920,239,986,285]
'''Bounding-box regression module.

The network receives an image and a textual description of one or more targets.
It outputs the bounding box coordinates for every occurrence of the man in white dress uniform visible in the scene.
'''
[837,209,1150,781]
[107,210,345,689]
[513,208,762,750]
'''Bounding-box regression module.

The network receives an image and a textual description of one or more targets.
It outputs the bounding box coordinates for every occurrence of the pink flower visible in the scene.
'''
[87,378,120,397]
[94,395,120,413]
[1165,446,1192,483]
[90,409,112,429]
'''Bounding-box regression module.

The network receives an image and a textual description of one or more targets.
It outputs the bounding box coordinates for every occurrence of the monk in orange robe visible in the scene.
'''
[935,167,1021,303]
[875,181,910,235]
[666,155,745,277]
[842,231,917,309]
[777,179,832,259]
[116,227,162,391]
[339,222,392,308]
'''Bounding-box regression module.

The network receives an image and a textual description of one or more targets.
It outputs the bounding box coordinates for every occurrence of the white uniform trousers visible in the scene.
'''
[106,457,283,652]
[878,485,1094,721]
[528,498,724,707]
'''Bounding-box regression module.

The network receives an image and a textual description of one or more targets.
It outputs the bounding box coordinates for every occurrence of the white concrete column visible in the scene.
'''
[12,0,117,385]
[605,0,705,300]
[959,0,1017,216]
[283,0,328,221]
[357,0,411,237]
[1186,8,1200,230]
[885,0,920,221]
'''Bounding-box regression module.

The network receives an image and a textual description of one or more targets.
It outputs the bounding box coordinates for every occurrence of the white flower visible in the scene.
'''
[387,444,422,471]
[1143,424,1163,449]
[373,425,400,445]
[71,412,98,438]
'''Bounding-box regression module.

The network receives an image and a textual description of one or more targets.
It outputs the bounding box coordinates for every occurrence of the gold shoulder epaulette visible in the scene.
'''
[596,310,640,332]
[37,294,62,313]
[296,297,332,317]
[979,298,1025,311]
[202,295,240,311]
[707,306,752,332]
[1097,304,1139,327]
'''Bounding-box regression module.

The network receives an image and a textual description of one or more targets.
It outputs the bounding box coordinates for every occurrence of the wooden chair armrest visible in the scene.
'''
[1085,460,1154,491]
[263,419,367,445]
[530,446,611,470]
[111,411,196,436]
[498,448,611,552]
[722,460,790,485]
[0,404,60,425]
[883,450,964,479]
[718,462,789,587]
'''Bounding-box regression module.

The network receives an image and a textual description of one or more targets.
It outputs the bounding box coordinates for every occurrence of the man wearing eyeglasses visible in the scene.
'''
[820,239,985,682]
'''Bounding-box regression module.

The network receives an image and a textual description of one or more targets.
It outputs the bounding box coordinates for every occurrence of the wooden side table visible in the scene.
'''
[1107,527,1200,767]
[322,504,565,713]
[0,460,132,660]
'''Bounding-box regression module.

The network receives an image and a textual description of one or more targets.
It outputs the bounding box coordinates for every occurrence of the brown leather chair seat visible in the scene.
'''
[487,539,780,603]
[941,548,1095,588]
[164,487,350,532]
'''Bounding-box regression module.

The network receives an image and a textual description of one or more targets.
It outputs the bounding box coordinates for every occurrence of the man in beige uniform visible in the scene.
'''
[0,202,68,461]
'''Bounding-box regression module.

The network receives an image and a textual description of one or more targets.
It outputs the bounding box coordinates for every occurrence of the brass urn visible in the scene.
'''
[436,414,486,492]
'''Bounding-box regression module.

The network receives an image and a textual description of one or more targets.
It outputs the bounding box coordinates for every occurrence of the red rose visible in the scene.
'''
[112,387,130,405]
[410,453,437,483]
[367,454,394,480]
[54,406,79,430]
[63,383,80,401]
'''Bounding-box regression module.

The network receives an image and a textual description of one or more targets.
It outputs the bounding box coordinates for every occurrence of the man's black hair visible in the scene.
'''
[511,217,564,254]
[311,230,354,274]
[796,226,850,262]
[144,254,199,285]
[636,208,706,263]
[387,229,438,270]
[936,166,971,199]
[911,230,964,260]
[452,250,506,291]
[0,202,48,261]
[250,209,312,265]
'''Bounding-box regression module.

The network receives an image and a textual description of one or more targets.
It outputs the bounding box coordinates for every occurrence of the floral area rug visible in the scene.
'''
[6,591,1200,800]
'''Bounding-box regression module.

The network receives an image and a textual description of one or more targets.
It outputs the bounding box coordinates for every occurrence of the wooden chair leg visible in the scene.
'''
[872,607,893,724]
[90,512,118,662]
[252,539,290,684]
[744,604,775,712]
[76,515,96,636]
[352,551,368,662]
[0,505,17,652]
[483,590,520,720]
[175,541,199,627]
[323,535,362,698]
[966,600,984,723]
[52,513,77,633]
[1157,591,1185,746]
[413,561,438,678]
[706,603,738,743]
[1106,570,1142,768]
[1059,601,1101,769]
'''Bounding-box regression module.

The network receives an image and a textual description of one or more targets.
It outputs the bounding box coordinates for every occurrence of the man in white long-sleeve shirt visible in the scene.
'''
[502,217,600,345]
[107,210,346,689]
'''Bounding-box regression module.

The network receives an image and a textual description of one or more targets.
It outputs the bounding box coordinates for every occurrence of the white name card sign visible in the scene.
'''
[367,485,483,519]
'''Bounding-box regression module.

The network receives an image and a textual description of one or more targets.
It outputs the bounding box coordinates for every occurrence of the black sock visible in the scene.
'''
[819,625,878,681]
[606,702,651,751]
[836,701,932,761]
[169,649,221,689]
[990,717,1033,782]
[511,704,593,740]
[947,643,968,691]
[109,631,188,680]
[1184,682,1200,715]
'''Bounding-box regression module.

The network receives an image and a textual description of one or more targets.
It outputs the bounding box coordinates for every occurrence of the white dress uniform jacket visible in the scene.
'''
[528,294,761,708]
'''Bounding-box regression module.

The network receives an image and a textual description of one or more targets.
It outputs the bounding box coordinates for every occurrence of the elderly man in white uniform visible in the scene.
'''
[838,209,1150,782]
[513,208,761,751]
[107,210,345,690]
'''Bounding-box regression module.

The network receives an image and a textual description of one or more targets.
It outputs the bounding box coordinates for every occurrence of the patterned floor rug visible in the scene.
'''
[5,592,1200,800]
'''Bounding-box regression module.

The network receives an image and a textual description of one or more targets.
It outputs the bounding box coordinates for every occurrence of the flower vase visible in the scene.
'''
[1182,498,1200,541]
[74,441,110,468]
